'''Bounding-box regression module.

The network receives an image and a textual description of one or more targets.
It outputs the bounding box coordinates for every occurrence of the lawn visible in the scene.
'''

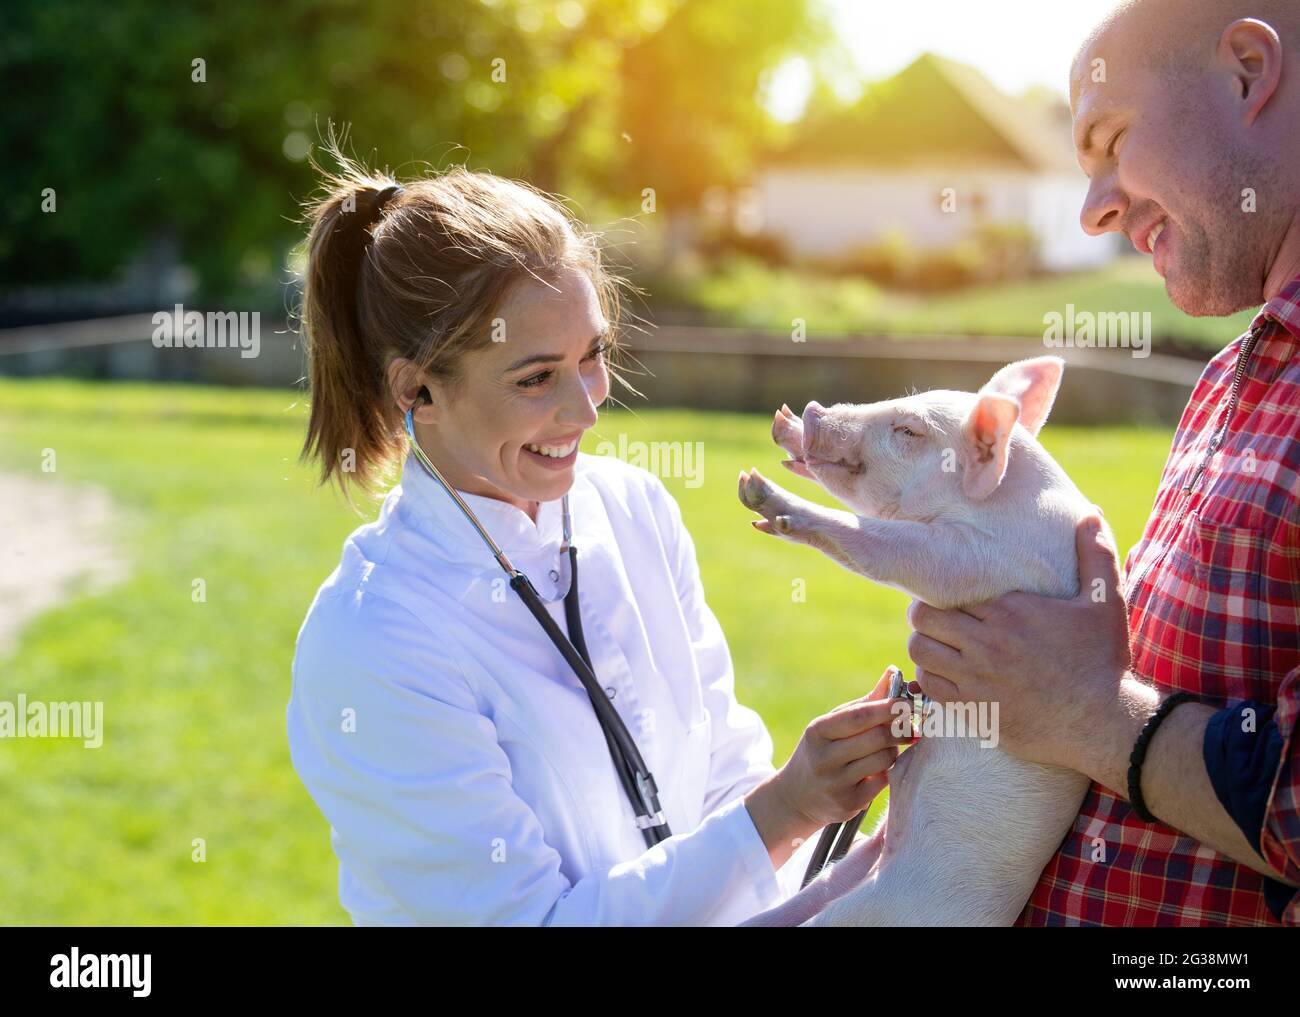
[651,255,1258,350]
[0,378,1173,924]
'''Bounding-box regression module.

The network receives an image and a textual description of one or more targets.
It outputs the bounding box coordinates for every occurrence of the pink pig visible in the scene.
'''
[737,356,1109,926]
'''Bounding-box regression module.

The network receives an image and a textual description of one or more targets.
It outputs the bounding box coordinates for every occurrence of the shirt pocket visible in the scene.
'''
[1155,511,1267,698]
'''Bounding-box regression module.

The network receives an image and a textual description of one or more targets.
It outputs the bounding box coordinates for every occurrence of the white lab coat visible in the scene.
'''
[286,449,823,925]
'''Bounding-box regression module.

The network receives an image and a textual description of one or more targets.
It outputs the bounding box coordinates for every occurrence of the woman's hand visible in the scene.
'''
[745,666,914,868]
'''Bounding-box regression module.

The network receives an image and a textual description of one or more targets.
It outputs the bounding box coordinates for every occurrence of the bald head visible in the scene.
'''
[1072,0,1300,103]
[1069,0,1300,315]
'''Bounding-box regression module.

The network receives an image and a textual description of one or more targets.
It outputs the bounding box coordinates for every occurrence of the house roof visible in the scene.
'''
[771,53,1080,174]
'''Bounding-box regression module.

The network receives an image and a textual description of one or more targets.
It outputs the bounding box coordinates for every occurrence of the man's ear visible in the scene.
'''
[387,357,438,423]
[978,356,1064,438]
[1217,18,1283,126]
[961,393,1019,500]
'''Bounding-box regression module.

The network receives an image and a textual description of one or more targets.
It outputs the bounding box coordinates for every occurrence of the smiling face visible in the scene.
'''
[1069,4,1295,315]
[786,396,965,519]
[413,264,611,517]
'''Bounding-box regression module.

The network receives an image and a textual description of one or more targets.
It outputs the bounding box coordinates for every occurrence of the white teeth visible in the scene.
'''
[525,439,578,458]
[1147,220,1166,253]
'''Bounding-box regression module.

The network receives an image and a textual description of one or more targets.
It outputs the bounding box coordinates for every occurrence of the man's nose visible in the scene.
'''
[1079,174,1128,237]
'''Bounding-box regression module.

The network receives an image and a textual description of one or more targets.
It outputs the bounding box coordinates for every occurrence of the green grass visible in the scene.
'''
[653,255,1258,350]
[0,378,1173,923]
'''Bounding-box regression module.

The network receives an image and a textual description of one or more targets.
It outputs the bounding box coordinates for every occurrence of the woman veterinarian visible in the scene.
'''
[284,149,909,926]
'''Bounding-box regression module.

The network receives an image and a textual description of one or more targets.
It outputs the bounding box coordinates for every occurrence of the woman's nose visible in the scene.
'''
[559,374,601,430]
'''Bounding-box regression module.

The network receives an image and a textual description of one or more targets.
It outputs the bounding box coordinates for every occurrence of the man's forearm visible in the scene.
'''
[1078,675,1297,887]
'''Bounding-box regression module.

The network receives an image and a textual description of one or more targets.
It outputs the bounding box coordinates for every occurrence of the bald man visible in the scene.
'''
[905,0,1300,925]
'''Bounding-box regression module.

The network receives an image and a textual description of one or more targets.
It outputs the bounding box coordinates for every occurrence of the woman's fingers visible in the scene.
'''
[825,712,914,767]
[869,663,901,701]
[847,771,890,811]
[816,696,904,740]
[844,746,902,786]
[828,664,903,716]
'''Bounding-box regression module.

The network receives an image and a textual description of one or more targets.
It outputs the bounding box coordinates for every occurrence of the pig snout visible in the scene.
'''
[800,402,862,471]
[802,401,824,453]
[772,400,856,480]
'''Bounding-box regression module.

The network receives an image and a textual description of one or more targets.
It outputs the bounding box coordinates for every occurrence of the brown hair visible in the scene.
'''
[298,135,637,502]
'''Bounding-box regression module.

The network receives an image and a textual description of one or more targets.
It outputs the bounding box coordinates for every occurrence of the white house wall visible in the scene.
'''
[753,167,1119,272]
[1027,174,1123,271]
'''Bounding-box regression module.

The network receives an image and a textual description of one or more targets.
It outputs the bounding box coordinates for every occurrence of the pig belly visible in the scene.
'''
[803,738,1090,926]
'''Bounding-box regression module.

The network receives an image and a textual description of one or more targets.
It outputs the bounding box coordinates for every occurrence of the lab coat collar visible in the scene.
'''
[395,449,568,570]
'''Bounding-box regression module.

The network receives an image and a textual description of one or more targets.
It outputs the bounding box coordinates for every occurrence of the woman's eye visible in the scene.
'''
[516,343,606,389]
[517,370,551,389]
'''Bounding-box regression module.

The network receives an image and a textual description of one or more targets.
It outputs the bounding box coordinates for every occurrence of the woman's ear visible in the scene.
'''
[387,357,439,423]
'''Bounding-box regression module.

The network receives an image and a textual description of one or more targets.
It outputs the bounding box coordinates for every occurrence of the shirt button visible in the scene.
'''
[549,569,559,581]
[605,686,616,699]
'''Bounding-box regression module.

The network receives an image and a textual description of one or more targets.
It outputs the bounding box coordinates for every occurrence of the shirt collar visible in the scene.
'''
[1253,271,1300,339]
[393,449,567,569]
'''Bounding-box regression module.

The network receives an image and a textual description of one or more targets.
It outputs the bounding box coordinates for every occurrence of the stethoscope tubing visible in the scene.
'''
[403,403,670,846]
[800,666,920,888]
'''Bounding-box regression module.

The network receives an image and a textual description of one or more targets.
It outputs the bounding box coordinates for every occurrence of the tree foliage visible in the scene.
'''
[2,0,828,303]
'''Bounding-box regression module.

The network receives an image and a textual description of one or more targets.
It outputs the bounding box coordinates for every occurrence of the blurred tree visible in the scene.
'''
[1,0,829,306]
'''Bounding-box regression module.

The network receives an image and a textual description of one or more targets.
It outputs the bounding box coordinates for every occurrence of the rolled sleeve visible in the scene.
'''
[1260,667,1300,923]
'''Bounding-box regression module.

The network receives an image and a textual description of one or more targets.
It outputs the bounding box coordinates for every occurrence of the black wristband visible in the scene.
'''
[1128,692,1197,824]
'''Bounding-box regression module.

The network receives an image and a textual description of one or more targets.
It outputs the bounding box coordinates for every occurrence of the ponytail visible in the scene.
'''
[301,171,406,501]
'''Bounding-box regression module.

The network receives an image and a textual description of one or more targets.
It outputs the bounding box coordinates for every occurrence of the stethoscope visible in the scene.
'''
[403,396,918,886]
[404,396,671,848]
[798,666,923,889]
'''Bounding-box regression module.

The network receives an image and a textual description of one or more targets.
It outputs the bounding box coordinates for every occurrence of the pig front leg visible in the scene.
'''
[738,467,866,573]
[737,469,990,608]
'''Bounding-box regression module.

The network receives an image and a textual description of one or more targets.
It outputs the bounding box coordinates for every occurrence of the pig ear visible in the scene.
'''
[979,356,1064,438]
[961,393,1019,500]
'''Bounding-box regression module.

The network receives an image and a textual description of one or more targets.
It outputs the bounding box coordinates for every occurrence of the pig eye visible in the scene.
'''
[893,424,922,438]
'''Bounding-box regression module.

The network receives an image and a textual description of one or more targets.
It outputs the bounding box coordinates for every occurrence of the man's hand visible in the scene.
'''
[909,512,1296,886]
[905,512,1134,776]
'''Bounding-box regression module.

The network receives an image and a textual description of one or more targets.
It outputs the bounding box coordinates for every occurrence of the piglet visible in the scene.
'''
[738,356,1107,926]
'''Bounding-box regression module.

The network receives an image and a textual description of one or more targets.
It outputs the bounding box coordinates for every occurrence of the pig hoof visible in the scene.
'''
[772,406,805,460]
[738,468,770,511]
[740,469,805,536]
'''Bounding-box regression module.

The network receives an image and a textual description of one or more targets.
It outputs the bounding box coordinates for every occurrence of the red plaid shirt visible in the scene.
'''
[1018,275,1300,926]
